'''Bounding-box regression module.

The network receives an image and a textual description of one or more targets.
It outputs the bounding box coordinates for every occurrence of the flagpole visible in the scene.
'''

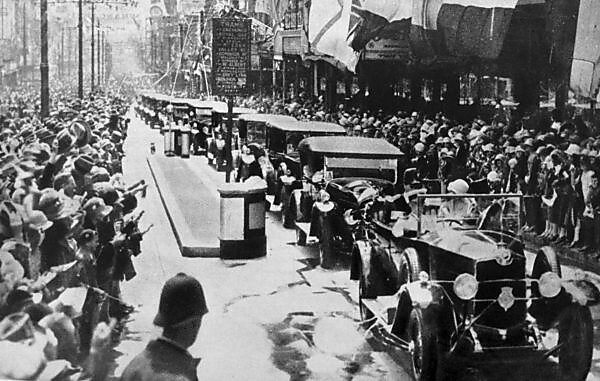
[490,7,495,39]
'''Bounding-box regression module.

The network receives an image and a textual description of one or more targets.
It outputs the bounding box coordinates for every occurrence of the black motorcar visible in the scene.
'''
[290,136,404,268]
[350,192,599,381]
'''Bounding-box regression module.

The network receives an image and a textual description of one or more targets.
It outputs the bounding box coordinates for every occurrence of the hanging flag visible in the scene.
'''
[348,0,412,51]
[411,0,520,62]
[570,0,600,98]
[345,0,543,63]
[309,0,359,71]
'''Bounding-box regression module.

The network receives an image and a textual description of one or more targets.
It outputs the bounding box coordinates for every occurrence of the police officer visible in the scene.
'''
[120,273,208,381]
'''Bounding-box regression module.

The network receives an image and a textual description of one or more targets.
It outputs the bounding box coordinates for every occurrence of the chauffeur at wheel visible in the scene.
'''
[382,168,427,237]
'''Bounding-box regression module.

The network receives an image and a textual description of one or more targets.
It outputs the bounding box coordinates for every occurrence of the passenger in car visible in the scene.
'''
[440,179,477,223]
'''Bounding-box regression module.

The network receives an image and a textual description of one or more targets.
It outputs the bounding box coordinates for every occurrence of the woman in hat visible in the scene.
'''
[542,151,569,241]
[440,179,476,223]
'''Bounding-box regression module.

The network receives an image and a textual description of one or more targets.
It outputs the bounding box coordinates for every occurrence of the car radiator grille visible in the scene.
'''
[474,257,527,329]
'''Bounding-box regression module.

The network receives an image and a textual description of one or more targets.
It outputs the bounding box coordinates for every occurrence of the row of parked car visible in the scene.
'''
[136,92,599,381]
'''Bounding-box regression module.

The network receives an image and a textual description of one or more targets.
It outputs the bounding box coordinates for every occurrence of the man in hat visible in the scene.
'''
[73,153,95,186]
[120,273,208,381]
[37,189,78,273]
[74,229,101,353]
[386,168,427,237]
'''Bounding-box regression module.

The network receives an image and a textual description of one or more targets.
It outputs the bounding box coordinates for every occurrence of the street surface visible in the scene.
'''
[114,113,408,380]
[112,112,600,380]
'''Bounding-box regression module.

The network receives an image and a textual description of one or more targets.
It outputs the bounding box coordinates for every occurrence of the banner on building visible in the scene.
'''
[346,0,543,64]
[308,0,358,72]
[570,0,600,98]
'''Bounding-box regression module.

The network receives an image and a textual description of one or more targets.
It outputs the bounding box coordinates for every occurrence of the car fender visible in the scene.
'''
[350,240,372,281]
[391,284,443,337]
[402,281,444,310]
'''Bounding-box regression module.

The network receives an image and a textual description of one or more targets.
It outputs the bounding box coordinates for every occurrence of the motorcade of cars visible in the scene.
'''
[138,92,172,129]
[251,119,347,201]
[186,100,220,155]
[348,191,599,381]
[289,136,404,268]
[206,103,257,172]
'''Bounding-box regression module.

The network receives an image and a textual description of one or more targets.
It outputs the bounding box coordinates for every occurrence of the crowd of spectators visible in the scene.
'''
[0,84,150,380]
[236,92,600,258]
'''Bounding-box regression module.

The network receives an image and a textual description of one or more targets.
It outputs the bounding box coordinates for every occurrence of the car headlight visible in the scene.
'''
[453,273,478,300]
[539,271,562,298]
[318,190,330,203]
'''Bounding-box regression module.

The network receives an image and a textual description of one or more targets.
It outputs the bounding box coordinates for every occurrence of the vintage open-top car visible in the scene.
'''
[290,136,404,268]
[349,192,599,380]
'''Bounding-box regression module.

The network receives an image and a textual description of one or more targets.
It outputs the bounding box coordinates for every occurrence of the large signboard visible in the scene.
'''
[364,38,411,61]
[212,18,251,96]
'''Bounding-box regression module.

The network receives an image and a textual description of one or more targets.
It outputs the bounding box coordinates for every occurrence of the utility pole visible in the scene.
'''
[91,1,95,93]
[67,26,72,78]
[41,0,49,117]
[150,18,155,70]
[22,1,27,81]
[60,25,65,80]
[78,0,83,98]
[101,30,105,85]
[1,0,4,40]
[97,19,100,89]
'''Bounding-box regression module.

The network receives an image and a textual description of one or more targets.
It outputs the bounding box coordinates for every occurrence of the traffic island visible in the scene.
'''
[146,155,220,257]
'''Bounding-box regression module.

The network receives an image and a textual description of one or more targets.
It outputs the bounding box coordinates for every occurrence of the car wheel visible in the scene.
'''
[282,194,295,229]
[399,248,422,285]
[408,308,437,381]
[319,217,336,269]
[558,304,593,381]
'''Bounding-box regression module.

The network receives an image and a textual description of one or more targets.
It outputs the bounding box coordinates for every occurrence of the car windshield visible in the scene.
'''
[324,157,398,183]
[415,194,522,236]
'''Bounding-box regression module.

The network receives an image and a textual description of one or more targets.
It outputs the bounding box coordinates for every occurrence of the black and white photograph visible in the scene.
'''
[0,0,600,379]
